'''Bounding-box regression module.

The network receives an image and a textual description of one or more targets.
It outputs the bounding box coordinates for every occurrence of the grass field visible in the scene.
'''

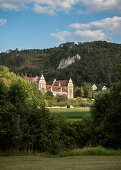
[0,155,121,170]
[49,108,90,121]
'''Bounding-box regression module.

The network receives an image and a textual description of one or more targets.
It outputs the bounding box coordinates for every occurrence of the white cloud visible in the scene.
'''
[33,4,55,15]
[75,30,112,42]
[51,31,71,41]
[91,16,121,33]
[51,16,121,42]
[0,3,20,10]
[0,1,27,11]
[0,0,121,14]
[0,18,7,26]
[34,0,78,10]
[0,0,78,14]
[58,0,78,11]
[51,29,112,42]
[81,0,121,13]
[33,0,79,14]
[34,0,121,14]
[69,23,90,29]
[69,16,121,34]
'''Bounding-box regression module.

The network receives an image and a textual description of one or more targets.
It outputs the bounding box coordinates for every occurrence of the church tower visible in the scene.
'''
[39,75,46,93]
[67,78,73,99]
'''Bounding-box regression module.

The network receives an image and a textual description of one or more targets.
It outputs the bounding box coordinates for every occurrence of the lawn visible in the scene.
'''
[49,108,90,121]
[0,155,121,170]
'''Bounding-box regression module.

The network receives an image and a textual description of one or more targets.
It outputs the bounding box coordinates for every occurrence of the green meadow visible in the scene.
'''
[0,155,121,170]
[1,147,121,170]
[49,107,90,121]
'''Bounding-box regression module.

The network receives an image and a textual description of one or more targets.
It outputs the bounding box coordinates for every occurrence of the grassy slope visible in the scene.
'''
[0,155,121,170]
[49,108,90,121]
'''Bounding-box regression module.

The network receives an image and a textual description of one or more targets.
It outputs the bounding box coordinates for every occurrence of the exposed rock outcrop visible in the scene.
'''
[58,54,81,69]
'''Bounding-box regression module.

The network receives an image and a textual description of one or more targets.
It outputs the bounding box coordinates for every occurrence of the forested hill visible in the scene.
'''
[0,41,121,86]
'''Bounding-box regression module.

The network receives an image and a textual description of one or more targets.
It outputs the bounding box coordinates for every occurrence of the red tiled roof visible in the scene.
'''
[46,85,52,90]
[53,80,69,87]
[46,85,67,92]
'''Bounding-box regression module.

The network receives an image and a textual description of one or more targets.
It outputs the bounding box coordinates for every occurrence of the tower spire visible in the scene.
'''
[39,74,46,93]
[68,78,73,99]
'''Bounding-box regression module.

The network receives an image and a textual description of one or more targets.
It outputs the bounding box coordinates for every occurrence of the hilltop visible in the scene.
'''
[0,41,121,86]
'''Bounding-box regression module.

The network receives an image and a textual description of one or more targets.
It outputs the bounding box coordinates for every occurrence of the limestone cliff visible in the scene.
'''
[58,54,81,69]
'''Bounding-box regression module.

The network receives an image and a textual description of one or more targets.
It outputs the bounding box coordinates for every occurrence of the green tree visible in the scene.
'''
[45,91,54,98]
[0,103,21,150]
[44,91,54,107]
[91,82,121,149]
[0,67,47,151]
[0,81,21,150]
[55,94,67,102]
[82,83,92,98]
[0,65,9,77]
[0,80,8,106]
[74,86,84,97]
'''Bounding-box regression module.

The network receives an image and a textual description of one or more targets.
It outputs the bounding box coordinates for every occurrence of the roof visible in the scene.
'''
[46,85,67,92]
[53,80,69,87]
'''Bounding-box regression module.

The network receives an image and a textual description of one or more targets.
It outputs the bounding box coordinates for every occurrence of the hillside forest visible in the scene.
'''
[0,41,121,87]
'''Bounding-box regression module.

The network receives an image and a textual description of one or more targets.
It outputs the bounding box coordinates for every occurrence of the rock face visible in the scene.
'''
[58,54,81,69]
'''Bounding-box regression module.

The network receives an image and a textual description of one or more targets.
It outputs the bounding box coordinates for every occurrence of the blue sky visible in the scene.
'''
[0,0,121,52]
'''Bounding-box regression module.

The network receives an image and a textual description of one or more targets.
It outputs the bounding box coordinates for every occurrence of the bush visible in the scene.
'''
[59,146,121,157]
[91,82,121,149]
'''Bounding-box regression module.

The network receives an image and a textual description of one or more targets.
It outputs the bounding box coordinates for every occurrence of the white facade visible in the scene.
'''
[102,86,107,91]
[92,84,97,91]
[67,78,74,99]
[39,75,46,93]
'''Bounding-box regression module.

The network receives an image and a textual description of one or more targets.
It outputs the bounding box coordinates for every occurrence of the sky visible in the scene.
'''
[0,0,121,52]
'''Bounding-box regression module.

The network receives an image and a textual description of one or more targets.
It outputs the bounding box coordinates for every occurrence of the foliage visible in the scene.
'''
[44,91,54,106]
[0,41,121,86]
[82,83,92,98]
[0,80,8,105]
[0,66,93,153]
[45,91,54,98]
[0,103,20,150]
[59,146,121,157]
[0,67,53,152]
[55,94,68,102]
[68,97,93,107]
[1,64,121,154]
[91,82,121,149]
[74,86,84,97]
[0,65,9,77]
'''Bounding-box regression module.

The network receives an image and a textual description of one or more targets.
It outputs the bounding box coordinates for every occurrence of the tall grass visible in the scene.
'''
[59,146,121,157]
[0,147,121,157]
